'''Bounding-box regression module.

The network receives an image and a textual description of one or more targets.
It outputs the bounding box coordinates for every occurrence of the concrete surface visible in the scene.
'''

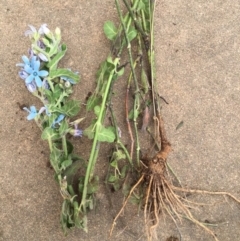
[0,0,239,241]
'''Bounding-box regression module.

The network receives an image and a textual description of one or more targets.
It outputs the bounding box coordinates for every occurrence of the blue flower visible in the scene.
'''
[24,58,48,87]
[23,106,38,120]
[16,55,37,68]
[52,114,65,128]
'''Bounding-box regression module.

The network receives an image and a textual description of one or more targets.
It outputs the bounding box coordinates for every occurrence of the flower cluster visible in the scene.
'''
[17,24,83,137]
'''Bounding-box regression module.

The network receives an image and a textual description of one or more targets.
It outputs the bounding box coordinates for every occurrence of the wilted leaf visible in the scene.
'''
[176,121,184,130]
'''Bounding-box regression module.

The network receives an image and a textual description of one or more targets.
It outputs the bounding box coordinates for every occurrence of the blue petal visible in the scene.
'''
[25,74,34,84]
[33,59,40,71]
[35,76,42,87]
[56,114,65,123]
[30,56,37,68]
[23,107,30,113]
[22,55,30,65]
[27,112,37,120]
[38,70,48,77]
[30,106,37,113]
[24,65,33,74]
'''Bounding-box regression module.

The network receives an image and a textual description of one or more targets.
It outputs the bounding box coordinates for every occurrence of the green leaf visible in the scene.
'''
[61,159,73,170]
[110,159,118,168]
[48,42,59,56]
[120,165,128,178]
[108,175,117,183]
[63,158,86,181]
[47,44,67,70]
[86,95,102,111]
[41,127,60,140]
[116,66,124,76]
[52,85,62,101]
[141,68,149,94]
[94,105,101,117]
[103,21,118,40]
[83,122,96,139]
[97,126,116,143]
[128,109,139,120]
[66,140,74,154]
[42,37,51,47]
[127,26,137,42]
[49,145,62,173]
[87,176,99,194]
[63,100,80,117]
[49,68,80,84]
[58,119,69,136]
[136,0,146,11]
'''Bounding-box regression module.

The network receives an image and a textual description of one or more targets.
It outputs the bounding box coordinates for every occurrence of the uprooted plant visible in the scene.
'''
[106,1,240,241]
[17,24,90,233]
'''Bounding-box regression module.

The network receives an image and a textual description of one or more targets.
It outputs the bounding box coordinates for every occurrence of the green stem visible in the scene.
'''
[62,135,68,158]
[48,138,53,152]
[80,57,120,213]
[109,105,132,166]
[122,0,147,38]
[116,0,142,166]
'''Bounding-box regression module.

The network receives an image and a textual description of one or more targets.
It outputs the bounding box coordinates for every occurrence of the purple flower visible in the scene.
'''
[18,70,29,80]
[42,79,50,89]
[38,53,48,62]
[39,106,51,116]
[23,106,38,120]
[24,58,48,87]
[29,49,48,62]
[69,124,83,137]
[25,24,50,37]
[26,82,37,93]
[52,114,65,128]
[38,24,50,35]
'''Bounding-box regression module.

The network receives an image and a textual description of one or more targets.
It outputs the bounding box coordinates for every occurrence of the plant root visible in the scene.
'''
[110,114,240,241]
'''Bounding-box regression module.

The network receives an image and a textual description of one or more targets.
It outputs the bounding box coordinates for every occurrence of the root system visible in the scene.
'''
[110,111,240,241]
